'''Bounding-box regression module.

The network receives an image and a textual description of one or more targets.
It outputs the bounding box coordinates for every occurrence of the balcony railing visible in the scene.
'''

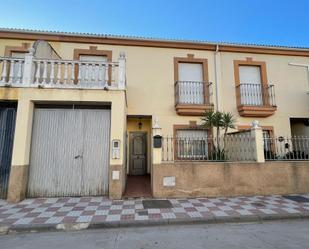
[237,83,276,107]
[0,51,126,90]
[175,81,213,105]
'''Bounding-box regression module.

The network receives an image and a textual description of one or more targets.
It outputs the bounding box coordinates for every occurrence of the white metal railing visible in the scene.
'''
[0,50,126,90]
[237,83,276,107]
[175,81,213,105]
[162,132,255,162]
[0,57,25,86]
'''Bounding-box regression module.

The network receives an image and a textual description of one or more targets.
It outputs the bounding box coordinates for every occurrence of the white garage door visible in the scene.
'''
[28,106,111,197]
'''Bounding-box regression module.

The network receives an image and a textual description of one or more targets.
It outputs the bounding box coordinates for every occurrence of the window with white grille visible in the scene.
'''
[239,65,263,105]
[178,63,204,104]
[79,55,107,84]
[176,129,208,159]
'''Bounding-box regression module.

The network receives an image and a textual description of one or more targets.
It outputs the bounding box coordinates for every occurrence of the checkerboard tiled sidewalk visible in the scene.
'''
[0,195,309,227]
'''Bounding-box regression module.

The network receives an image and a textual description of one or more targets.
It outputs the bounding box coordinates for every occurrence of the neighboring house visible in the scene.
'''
[0,28,308,202]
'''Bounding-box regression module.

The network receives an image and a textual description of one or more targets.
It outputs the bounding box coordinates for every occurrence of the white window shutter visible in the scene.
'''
[178,63,204,104]
[239,66,263,105]
[79,55,107,84]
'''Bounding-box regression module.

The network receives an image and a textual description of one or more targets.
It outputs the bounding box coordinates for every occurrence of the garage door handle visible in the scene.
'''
[74,155,83,159]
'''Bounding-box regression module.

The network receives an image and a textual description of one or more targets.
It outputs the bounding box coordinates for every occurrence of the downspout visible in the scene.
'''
[214,44,220,111]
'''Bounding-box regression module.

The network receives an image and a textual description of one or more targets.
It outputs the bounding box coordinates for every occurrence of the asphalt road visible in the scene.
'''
[1,220,309,249]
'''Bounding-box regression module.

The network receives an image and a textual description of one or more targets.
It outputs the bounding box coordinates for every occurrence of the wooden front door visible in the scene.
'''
[129,132,147,175]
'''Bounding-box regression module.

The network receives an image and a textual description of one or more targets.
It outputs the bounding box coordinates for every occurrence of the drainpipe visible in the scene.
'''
[214,44,221,111]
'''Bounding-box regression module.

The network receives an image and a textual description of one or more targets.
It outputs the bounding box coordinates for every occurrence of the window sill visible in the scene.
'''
[175,104,214,116]
[237,105,277,117]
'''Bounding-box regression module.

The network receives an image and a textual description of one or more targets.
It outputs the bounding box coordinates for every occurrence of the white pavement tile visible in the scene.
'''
[50,203,65,208]
[90,197,104,202]
[67,211,83,217]
[162,213,176,219]
[76,216,93,223]
[30,207,48,213]
[110,205,123,210]
[218,206,234,211]
[203,202,217,208]
[121,209,135,215]
[225,202,239,207]
[188,199,201,204]
[3,208,22,214]
[282,203,299,208]
[45,217,64,224]
[19,199,36,205]
[38,212,56,218]
[236,209,253,215]
[147,209,161,214]
[196,206,210,212]
[106,215,121,222]
[58,207,74,212]
[95,210,109,216]
[44,199,58,204]
[212,211,229,217]
[282,208,301,214]
[135,204,144,210]
[123,200,135,205]
[172,207,186,213]
[260,209,277,214]
[75,202,89,207]
[135,214,148,221]
[8,212,27,219]
[241,205,255,210]
[67,198,81,203]
[84,206,98,211]
[180,203,194,208]
[188,212,203,218]
[13,217,34,225]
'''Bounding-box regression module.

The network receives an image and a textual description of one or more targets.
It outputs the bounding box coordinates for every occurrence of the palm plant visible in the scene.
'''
[201,110,236,160]
[222,112,236,137]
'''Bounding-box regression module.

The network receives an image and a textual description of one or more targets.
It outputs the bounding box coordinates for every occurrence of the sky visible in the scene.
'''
[1,0,309,47]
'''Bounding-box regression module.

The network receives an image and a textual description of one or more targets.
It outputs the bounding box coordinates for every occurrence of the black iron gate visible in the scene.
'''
[0,102,17,199]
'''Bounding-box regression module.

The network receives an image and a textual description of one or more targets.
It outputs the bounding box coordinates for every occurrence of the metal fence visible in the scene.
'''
[162,133,255,162]
[264,136,309,160]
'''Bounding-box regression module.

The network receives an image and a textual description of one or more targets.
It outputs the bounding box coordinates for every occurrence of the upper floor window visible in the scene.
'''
[239,65,263,106]
[174,54,213,116]
[3,43,29,84]
[178,62,204,104]
[74,46,112,85]
[176,129,208,160]
[234,58,277,117]
[79,55,107,84]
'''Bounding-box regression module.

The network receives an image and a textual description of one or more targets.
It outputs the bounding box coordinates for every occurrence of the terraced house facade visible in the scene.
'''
[0,28,308,203]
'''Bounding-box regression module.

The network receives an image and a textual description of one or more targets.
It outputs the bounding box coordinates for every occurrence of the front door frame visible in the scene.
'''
[129,131,147,175]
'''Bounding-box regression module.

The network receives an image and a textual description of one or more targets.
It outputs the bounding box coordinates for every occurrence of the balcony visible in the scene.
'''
[175,81,213,116]
[236,83,277,117]
[0,51,126,90]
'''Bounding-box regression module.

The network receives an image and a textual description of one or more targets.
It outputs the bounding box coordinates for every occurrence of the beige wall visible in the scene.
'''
[152,161,309,198]
[1,38,308,137]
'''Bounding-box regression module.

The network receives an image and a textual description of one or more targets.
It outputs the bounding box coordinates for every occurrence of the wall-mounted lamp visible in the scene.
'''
[138,118,143,130]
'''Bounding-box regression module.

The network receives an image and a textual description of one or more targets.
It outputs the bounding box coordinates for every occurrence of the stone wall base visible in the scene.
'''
[152,161,309,198]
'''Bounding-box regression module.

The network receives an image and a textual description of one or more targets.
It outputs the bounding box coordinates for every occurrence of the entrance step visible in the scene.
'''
[124,175,152,198]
